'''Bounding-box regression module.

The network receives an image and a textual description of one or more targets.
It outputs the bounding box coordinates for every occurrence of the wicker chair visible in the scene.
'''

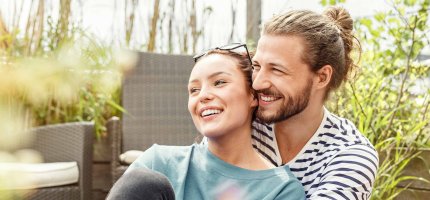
[1,122,94,200]
[108,52,198,183]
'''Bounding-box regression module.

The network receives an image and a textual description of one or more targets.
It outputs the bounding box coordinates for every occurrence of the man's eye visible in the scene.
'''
[272,68,285,74]
[214,80,227,86]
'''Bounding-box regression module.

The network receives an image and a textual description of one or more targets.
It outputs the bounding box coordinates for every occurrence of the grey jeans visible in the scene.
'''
[107,168,175,200]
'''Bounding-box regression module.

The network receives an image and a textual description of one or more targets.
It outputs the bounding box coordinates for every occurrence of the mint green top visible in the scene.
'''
[128,144,305,200]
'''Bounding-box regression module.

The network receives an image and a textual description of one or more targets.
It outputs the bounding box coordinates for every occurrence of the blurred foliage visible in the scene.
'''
[0,37,133,139]
[327,0,430,199]
[0,0,213,139]
[0,0,137,140]
[320,0,346,6]
[0,34,135,143]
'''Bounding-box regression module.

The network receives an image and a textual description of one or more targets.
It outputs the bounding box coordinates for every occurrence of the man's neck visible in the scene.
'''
[274,104,325,164]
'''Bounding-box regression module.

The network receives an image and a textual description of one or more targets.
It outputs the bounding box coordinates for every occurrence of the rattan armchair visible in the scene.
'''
[109,52,198,183]
[1,122,94,200]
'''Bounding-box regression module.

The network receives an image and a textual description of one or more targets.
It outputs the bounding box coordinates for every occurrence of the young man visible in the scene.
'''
[251,7,379,199]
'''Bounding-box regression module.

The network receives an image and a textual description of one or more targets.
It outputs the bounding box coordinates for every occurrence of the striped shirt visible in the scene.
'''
[251,108,379,200]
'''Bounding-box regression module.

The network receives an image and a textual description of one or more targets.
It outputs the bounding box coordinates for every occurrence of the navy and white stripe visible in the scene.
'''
[251,108,379,200]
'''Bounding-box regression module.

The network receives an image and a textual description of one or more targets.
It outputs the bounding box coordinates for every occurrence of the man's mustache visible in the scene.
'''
[254,89,283,97]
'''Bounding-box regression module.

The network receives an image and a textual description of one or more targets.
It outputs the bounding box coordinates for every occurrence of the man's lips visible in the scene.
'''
[259,94,282,105]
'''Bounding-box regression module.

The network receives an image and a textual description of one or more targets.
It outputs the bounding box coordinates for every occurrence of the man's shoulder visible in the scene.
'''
[300,110,378,165]
[319,111,373,147]
[315,111,378,167]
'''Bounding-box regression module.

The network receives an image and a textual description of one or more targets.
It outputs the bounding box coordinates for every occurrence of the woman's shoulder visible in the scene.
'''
[150,143,193,151]
[147,143,202,161]
[131,143,201,170]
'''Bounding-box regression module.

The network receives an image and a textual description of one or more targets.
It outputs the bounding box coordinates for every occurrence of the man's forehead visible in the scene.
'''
[255,35,305,55]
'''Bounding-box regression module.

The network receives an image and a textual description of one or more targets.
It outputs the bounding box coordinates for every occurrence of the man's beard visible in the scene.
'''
[256,80,313,124]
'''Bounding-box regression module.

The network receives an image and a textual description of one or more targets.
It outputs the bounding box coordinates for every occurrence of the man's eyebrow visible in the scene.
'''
[189,71,233,83]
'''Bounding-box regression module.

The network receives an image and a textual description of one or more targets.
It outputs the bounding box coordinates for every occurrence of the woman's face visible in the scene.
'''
[188,54,257,138]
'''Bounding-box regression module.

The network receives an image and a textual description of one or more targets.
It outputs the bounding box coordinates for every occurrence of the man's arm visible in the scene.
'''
[309,144,379,200]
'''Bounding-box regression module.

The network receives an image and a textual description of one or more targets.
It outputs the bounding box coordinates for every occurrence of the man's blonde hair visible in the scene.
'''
[262,7,360,98]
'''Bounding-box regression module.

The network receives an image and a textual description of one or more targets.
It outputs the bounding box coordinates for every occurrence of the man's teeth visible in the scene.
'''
[201,109,222,117]
[261,96,277,102]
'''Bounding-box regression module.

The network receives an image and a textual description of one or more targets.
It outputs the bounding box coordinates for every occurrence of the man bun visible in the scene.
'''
[323,6,353,34]
[324,6,359,84]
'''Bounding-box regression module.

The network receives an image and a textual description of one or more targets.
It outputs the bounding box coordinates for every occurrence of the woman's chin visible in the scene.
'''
[201,131,223,140]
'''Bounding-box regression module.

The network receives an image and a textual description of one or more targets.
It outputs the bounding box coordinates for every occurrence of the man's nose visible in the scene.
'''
[252,70,271,91]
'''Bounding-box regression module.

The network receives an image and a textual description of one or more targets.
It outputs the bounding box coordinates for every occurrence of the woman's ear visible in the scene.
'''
[250,91,258,107]
[314,65,333,90]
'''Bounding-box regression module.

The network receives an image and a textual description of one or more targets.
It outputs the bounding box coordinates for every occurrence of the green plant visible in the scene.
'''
[0,1,136,139]
[327,0,430,199]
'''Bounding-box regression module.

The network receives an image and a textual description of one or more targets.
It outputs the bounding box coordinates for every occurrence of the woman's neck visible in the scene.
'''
[207,127,274,170]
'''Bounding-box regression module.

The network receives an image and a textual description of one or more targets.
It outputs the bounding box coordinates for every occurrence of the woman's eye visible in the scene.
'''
[214,80,227,86]
[189,88,200,94]
[252,64,260,71]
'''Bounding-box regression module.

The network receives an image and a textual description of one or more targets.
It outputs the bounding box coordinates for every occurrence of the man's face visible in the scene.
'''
[252,34,315,123]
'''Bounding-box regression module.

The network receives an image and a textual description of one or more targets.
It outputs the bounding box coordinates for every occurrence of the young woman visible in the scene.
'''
[107,44,305,200]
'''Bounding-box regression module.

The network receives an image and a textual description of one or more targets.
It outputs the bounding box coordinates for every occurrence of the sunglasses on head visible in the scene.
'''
[193,43,252,65]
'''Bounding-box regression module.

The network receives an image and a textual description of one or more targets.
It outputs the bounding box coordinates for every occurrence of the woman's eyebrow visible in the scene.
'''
[189,71,232,83]
[208,71,232,79]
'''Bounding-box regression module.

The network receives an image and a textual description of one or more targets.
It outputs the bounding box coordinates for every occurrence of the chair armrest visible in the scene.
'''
[31,122,94,200]
[107,117,123,180]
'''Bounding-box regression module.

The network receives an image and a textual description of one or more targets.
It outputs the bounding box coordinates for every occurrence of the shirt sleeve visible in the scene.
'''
[309,144,379,200]
[126,145,157,172]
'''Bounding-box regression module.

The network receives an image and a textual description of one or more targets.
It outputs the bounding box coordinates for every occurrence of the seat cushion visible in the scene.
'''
[0,162,79,189]
[119,150,144,164]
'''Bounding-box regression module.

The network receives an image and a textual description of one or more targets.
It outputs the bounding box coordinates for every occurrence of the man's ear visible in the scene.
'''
[314,65,333,90]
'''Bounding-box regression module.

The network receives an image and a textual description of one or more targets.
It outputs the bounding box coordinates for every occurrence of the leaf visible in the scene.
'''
[374,13,386,22]
[370,29,381,37]
[405,0,416,6]
[360,18,373,29]
[106,99,128,114]
[320,0,328,6]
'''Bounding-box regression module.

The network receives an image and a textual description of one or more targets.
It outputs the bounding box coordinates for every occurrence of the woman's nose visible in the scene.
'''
[198,88,214,103]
